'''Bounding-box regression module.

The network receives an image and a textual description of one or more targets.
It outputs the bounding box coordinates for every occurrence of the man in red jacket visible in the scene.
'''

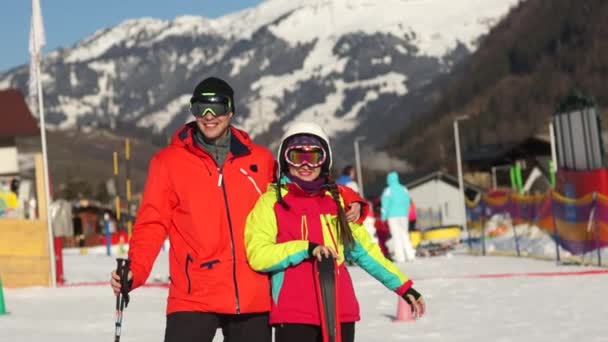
[110,77,365,342]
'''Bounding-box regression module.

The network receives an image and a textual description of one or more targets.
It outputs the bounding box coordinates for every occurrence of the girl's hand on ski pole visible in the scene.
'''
[110,270,133,295]
[345,202,361,222]
[312,245,338,261]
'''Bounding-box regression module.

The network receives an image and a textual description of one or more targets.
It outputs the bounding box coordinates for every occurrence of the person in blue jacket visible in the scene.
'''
[381,171,416,262]
[336,165,360,193]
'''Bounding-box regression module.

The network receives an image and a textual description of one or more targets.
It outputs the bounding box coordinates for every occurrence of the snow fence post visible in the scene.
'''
[592,192,601,267]
[481,201,486,256]
[508,205,521,257]
[551,191,561,264]
[104,213,112,257]
[0,275,7,315]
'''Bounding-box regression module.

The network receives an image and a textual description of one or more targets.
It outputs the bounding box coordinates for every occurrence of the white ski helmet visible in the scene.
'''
[277,121,333,177]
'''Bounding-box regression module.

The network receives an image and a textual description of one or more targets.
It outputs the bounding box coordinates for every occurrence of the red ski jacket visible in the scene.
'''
[128,123,275,314]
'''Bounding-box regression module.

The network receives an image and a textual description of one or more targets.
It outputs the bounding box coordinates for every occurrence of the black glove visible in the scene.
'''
[308,242,320,257]
[116,258,132,307]
[402,287,422,305]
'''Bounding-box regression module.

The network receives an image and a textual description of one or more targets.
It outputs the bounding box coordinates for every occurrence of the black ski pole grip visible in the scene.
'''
[116,258,131,307]
[114,258,130,342]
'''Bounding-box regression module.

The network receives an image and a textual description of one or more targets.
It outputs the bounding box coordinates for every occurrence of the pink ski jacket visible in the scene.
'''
[245,182,413,325]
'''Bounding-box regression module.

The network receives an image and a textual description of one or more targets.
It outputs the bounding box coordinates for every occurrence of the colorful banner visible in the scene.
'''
[557,168,608,197]
[466,190,608,255]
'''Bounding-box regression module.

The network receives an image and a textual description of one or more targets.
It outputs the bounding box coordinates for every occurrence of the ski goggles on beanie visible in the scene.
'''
[285,145,327,168]
[189,93,232,117]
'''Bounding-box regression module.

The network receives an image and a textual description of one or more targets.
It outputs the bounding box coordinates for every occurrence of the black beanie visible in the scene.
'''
[192,77,235,113]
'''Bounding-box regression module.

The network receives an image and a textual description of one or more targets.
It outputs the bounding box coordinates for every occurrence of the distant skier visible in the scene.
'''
[245,122,426,342]
[336,165,360,193]
[409,200,418,232]
[381,172,416,262]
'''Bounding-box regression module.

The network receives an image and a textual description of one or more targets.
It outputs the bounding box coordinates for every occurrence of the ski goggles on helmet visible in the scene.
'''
[189,93,232,117]
[284,145,327,168]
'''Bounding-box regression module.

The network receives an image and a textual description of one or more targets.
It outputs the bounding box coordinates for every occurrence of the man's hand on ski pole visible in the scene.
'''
[110,269,133,296]
[113,259,131,342]
[345,201,361,222]
[403,287,426,319]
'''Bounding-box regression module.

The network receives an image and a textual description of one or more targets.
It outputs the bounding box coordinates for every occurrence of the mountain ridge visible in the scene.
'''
[0,0,521,195]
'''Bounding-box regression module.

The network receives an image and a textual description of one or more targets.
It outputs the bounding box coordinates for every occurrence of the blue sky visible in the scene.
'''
[0,0,263,73]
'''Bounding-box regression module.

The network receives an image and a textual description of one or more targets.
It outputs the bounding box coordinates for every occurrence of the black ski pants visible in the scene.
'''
[275,322,355,342]
[164,311,271,342]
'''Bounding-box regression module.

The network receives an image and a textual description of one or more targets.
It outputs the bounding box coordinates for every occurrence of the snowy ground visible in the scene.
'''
[1,247,608,342]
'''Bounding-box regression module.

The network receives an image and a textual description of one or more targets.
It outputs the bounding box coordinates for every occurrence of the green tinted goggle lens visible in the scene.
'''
[189,94,232,117]
[190,102,230,117]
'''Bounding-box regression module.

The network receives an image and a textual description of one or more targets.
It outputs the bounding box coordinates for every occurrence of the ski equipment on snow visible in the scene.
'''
[114,258,131,342]
[314,256,341,342]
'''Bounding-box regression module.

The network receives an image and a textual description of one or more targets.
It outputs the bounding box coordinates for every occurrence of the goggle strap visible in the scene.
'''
[192,93,232,111]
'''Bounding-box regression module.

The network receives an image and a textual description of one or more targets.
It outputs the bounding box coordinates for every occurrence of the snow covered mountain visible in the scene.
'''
[0,0,521,163]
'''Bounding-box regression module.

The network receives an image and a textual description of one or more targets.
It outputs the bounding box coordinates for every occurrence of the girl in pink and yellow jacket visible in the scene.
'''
[245,122,426,342]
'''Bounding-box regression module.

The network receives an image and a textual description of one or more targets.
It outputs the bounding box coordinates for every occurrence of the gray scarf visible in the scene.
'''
[194,129,231,167]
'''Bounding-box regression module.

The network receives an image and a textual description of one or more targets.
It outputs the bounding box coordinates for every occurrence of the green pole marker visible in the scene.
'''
[549,160,556,188]
[0,275,7,315]
[515,163,524,194]
[510,166,517,191]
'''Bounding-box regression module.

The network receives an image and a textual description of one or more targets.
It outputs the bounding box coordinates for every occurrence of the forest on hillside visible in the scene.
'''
[385,0,608,171]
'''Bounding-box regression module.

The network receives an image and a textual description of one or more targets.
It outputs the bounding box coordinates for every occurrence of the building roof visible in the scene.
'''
[0,89,39,137]
[462,136,551,171]
[406,170,482,200]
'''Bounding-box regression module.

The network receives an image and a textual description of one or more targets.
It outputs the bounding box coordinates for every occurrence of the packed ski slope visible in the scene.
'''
[1,248,607,341]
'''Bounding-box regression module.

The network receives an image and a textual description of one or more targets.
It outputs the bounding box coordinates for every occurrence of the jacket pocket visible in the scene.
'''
[200,259,220,270]
[185,253,193,294]
[184,256,226,297]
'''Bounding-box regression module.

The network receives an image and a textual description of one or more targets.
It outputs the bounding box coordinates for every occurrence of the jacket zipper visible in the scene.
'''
[219,166,241,314]
[195,145,243,314]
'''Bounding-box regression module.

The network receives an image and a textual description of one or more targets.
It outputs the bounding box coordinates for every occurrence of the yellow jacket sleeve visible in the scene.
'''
[245,190,310,273]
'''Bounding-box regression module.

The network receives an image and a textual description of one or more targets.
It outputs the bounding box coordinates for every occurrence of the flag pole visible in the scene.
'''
[36,55,57,288]
[31,0,57,288]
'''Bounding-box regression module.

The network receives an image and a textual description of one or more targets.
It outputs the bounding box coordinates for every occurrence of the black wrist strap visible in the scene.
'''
[308,242,320,257]
[402,287,421,304]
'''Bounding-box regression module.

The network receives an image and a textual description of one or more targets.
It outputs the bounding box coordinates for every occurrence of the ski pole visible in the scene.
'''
[115,258,131,342]
[315,256,341,342]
